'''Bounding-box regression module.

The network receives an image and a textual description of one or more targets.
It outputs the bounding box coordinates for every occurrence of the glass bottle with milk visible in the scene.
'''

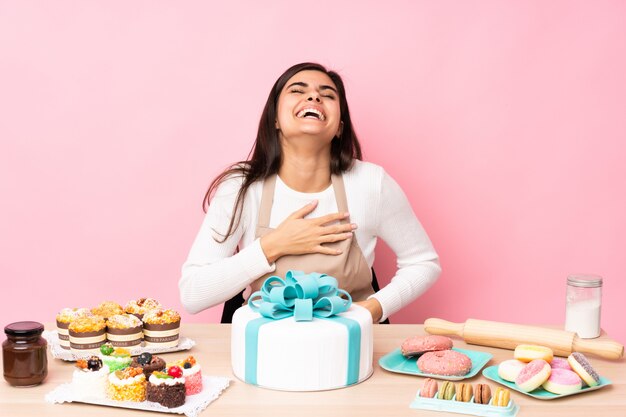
[565,274,602,338]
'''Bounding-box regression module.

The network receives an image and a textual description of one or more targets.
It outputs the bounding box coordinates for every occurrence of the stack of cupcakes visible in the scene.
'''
[143,309,181,348]
[68,316,107,353]
[106,314,143,347]
[56,308,93,350]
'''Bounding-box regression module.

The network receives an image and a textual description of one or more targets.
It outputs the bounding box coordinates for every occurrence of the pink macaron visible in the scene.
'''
[542,368,582,395]
[515,359,551,392]
[420,378,438,398]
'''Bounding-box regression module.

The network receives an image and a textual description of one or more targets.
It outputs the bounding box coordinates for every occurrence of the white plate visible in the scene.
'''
[43,330,196,361]
[45,375,230,417]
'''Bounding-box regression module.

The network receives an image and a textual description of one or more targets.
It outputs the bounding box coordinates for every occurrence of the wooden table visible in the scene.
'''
[2,323,625,416]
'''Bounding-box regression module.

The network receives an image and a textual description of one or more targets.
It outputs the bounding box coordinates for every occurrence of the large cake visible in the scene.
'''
[231,271,373,391]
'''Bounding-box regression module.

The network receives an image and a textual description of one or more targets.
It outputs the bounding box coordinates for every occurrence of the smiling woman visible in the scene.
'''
[178,62,441,324]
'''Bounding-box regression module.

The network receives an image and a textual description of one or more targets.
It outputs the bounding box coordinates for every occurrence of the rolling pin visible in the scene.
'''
[424,318,624,360]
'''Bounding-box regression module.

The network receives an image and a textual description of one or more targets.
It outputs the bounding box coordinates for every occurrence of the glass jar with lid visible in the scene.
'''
[565,274,602,339]
[3,321,48,387]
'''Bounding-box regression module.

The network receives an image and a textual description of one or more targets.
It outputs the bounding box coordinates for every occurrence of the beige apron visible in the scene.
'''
[247,173,374,302]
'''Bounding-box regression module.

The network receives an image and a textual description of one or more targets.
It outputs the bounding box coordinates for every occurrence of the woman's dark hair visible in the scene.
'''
[204,62,362,241]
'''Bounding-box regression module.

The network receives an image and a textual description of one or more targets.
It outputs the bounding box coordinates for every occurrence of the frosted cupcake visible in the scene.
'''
[125,298,162,320]
[147,366,186,408]
[172,356,203,395]
[106,314,143,347]
[68,316,107,353]
[130,352,166,378]
[71,356,109,400]
[91,301,124,320]
[143,309,181,348]
[99,343,132,372]
[56,308,92,350]
[107,367,147,402]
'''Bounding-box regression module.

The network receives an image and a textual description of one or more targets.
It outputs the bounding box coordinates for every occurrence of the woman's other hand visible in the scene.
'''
[354,298,383,323]
[260,200,356,263]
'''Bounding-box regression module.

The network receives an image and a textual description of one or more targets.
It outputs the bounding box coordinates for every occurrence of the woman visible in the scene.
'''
[179,62,441,323]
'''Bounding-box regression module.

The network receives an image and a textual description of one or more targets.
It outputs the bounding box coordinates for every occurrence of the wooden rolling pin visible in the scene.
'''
[424,318,624,360]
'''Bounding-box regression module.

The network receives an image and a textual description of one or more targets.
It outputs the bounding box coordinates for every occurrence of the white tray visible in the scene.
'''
[45,375,230,417]
[43,330,196,361]
[410,389,519,417]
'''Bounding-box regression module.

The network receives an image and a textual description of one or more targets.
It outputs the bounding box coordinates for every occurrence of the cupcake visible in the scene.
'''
[107,367,147,402]
[172,356,203,395]
[99,343,132,372]
[91,301,124,320]
[56,308,92,350]
[71,356,109,400]
[68,316,107,353]
[147,366,186,408]
[130,352,166,378]
[125,298,162,320]
[143,309,181,348]
[106,314,143,347]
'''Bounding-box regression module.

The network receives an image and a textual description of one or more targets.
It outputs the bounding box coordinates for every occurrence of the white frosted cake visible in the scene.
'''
[231,304,373,391]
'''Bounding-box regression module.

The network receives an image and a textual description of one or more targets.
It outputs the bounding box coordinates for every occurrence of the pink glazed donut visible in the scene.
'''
[401,335,453,357]
[515,359,551,392]
[417,350,472,376]
[542,368,582,395]
[550,357,572,371]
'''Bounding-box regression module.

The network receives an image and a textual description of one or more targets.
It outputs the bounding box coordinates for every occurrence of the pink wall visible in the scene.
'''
[1,1,625,344]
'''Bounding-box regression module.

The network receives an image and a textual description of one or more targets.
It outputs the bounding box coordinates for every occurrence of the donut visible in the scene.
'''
[437,381,455,400]
[400,335,453,358]
[497,359,526,382]
[474,384,491,404]
[417,350,472,376]
[542,368,582,394]
[455,382,473,402]
[550,357,572,371]
[515,359,551,392]
[514,344,554,363]
[420,378,438,398]
[568,352,600,387]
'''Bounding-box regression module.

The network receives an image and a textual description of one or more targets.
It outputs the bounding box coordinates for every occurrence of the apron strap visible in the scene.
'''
[257,175,277,229]
[331,174,349,224]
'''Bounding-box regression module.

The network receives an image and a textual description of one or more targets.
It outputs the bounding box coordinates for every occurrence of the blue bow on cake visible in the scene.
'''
[248,270,352,321]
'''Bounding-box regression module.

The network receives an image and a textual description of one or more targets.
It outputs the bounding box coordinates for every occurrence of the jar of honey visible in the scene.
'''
[3,321,48,387]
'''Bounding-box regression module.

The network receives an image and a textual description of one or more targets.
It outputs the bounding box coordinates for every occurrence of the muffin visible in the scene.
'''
[56,308,92,350]
[143,309,181,348]
[71,356,109,400]
[106,314,143,347]
[68,316,107,353]
[91,301,124,320]
[172,356,203,395]
[147,366,186,408]
[99,343,132,372]
[107,367,147,402]
[130,352,166,378]
[125,298,162,320]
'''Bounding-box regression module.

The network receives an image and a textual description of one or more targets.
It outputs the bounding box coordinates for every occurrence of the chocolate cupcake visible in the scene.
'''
[125,298,162,320]
[131,352,166,378]
[147,367,186,408]
[68,316,107,353]
[143,309,181,348]
[106,314,143,347]
[56,308,92,350]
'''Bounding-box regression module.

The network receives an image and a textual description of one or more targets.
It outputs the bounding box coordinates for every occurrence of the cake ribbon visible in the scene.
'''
[247,270,352,321]
[244,271,361,387]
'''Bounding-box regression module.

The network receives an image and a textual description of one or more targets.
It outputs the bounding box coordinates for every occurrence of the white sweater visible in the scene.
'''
[179,160,441,321]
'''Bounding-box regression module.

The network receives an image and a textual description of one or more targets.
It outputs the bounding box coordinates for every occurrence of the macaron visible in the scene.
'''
[550,357,572,371]
[437,381,455,400]
[401,335,453,358]
[474,383,491,404]
[568,352,601,387]
[514,344,554,363]
[420,378,438,398]
[493,387,511,407]
[515,359,552,392]
[455,382,473,402]
[542,368,583,395]
[498,359,526,382]
[417,350,472,376]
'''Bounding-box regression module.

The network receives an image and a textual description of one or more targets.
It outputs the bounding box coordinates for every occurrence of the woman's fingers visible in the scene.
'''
[314,245,344,255]
[314,211,350,226]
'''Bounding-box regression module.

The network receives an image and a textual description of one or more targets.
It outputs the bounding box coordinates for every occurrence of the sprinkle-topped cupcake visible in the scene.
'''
[106,314,143,347]
[172,356,203,395]
[143,309,181,348]
[56,308,92,350]
[71,356,109,400]
[99,343,132,372]
[125,298,162,320]
[107,367,147,402]
[147,366,186,408]
[68,316,107,353]
[91,301,124,320]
